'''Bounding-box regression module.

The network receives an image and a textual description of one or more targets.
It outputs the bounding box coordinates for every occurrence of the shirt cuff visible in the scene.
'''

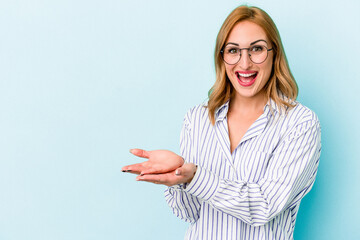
[184,165,220,201]
[168,183,187,191]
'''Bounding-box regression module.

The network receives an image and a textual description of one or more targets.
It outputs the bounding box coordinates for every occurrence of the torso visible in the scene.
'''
[176,100,320,240]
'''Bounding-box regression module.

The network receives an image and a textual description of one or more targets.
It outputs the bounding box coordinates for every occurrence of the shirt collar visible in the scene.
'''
[264,97,279,114]
[215,100,230,122]
[214,97,281,123]
[265,92,295,116]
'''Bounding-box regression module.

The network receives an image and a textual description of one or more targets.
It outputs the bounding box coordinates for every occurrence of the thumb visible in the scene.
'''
[174,164,190,176]
[175,167,182,176]
[130,148,150,159]
[174,164,197,184]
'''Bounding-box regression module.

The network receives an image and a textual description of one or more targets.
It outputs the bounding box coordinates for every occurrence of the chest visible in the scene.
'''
[191,119,278,183]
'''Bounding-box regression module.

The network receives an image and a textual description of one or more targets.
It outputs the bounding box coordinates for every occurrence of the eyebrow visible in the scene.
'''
[225,39,268,47]
[250,39,268,45]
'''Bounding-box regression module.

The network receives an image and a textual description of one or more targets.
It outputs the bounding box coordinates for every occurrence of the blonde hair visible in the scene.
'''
[208,5,298,125]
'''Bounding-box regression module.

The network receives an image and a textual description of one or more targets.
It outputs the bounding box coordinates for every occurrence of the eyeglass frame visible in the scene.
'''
[220,44,274,65]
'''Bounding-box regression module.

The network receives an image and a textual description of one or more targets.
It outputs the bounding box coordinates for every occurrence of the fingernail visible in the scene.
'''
[129,149,133,153]
[175,170,180,175]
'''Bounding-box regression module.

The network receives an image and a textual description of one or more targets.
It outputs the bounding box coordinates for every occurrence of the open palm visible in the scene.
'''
[122,149,184,175]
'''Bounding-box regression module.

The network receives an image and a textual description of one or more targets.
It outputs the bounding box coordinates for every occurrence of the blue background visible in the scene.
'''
[0,0,359,239]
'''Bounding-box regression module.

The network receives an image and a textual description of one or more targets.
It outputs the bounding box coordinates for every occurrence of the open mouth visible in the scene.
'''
[236,71,258,87]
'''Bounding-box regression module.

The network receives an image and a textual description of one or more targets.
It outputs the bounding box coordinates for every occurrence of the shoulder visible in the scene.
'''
[184,103,209,123]
[285,101,320,125]
[273,92,319,125]
[281,101,321,141]
[183,102,211,129]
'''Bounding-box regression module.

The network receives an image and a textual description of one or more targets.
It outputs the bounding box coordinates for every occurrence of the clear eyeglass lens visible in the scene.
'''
[223,45,268,64]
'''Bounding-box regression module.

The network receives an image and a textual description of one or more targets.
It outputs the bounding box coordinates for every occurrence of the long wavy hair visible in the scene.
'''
[207,6,298,125]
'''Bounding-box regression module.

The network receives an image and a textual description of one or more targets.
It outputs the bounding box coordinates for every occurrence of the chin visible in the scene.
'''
[235,85,263,98]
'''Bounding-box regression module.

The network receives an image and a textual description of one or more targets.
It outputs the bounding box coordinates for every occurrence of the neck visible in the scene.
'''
[229,91,268,114]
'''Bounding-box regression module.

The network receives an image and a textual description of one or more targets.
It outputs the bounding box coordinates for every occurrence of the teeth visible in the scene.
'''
[238,72,257,77]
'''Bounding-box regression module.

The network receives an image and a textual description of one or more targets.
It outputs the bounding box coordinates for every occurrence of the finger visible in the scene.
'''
[122,169,142,175]
[136,172,183,186]
[140,164,168,175]
[136,174,159,181]
[122,163,147,175]
[122,162,143,171]
[140,168,161,175]
[123,161,159,176]
[140,165,177,175]
[130,148,150,159]
[136,173,168,184]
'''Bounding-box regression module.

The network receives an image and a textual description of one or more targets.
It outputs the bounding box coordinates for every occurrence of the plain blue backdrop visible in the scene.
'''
[0,0,359,239]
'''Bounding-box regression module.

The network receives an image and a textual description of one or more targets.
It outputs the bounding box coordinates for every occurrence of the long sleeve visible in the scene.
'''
[183,117,321,227]
[164,110,202,223]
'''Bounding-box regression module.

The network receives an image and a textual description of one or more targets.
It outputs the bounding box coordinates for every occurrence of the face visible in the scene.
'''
[223,20,273,101]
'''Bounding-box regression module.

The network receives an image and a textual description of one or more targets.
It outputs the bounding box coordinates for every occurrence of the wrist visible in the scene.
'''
[186,163,197,183]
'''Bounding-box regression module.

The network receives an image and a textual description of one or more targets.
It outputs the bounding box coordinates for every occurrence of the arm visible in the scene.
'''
[123,109,321,226]
[164,183,202,223]
[163,111,202,223]
[183,119,321,226]
[122,110,202,223]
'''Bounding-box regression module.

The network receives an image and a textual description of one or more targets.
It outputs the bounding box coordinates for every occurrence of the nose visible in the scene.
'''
[238,51,252,69]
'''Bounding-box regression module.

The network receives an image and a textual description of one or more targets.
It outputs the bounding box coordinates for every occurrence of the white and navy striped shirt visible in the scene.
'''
[164,98,321,240]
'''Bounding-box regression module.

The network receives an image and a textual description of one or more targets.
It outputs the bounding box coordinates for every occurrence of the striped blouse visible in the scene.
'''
[164,99,321,240]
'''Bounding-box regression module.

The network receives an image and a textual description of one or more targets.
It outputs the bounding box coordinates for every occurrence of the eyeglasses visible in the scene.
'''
[220,44,273,64]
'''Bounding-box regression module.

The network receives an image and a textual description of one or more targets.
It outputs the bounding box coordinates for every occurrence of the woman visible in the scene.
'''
[122,5,321,240]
